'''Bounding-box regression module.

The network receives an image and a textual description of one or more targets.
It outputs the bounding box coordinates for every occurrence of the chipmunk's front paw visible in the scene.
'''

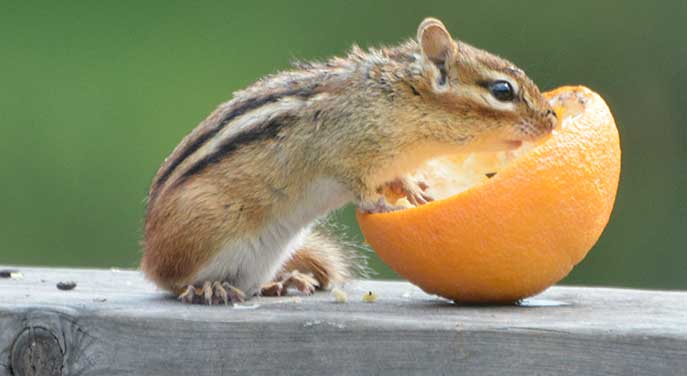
[178,281,245,305]
[386,177,434,206]
[260,270,319,296]
[357,196,404,214]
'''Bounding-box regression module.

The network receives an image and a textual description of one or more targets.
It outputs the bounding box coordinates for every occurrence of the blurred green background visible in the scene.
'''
[1,1,685,289]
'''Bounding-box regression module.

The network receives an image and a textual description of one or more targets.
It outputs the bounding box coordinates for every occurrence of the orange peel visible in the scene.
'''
[357,86,621,303]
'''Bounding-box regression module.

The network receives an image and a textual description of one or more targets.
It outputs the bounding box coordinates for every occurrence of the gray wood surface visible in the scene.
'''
[0,266,685,376]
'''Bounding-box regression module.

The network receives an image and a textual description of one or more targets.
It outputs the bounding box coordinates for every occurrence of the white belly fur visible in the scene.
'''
[192,177,352,294]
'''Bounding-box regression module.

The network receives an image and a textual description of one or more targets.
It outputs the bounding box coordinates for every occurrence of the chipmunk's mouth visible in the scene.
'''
[504,140,523,150]
[515,118,554,142]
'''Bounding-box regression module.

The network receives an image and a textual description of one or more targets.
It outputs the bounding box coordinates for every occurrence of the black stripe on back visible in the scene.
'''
[172,114,297,188]
[153,88,313,193]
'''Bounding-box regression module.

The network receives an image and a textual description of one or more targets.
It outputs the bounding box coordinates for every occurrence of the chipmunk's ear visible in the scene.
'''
[417,18,456,87]
[417,18,456,65]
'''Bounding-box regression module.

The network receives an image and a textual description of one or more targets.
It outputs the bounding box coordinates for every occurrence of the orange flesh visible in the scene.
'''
[358,86,621,303]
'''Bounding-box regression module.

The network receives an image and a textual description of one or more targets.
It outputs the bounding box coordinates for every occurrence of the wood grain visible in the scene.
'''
[0,266,685,375]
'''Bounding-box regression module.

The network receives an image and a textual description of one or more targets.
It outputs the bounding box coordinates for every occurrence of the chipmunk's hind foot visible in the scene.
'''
[260,270,319,297]
[178,281,245,305]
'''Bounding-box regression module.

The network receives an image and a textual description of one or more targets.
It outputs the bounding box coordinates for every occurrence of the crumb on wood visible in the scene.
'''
[57,281,77,291]
[362,291,377,303]
[332,287,348,303]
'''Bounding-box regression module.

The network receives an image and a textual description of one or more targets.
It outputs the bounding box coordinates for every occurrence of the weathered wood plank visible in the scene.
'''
[0,266,685,376]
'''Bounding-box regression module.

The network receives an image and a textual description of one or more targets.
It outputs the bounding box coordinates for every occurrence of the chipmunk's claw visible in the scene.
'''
[178,281,245,305]
[387,178,434,206]
[282,270,319,295]
[357,197,405,214]
[260,281,285,297]
[260,270,319,296]
[178,285,195,304]
[357,177,433,214]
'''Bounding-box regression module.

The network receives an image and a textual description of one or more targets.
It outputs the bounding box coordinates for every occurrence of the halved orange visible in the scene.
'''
[357,86,621,303]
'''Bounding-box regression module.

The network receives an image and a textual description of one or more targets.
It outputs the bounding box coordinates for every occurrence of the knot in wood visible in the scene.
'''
[10,327,63,376]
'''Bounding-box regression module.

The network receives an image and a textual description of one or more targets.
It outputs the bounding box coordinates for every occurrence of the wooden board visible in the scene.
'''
[0,266,685,375]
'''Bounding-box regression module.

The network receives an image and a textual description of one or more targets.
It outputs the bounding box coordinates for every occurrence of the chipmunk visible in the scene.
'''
[141,18,557,304]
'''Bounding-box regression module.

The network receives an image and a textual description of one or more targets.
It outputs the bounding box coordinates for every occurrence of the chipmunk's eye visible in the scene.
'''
[488,81,515,102]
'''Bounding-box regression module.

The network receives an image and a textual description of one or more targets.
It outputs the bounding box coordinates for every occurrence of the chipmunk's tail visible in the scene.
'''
[278,226,369,289]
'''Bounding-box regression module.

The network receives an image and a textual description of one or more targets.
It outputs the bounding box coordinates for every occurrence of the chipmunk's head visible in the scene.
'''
[410,17,557,151]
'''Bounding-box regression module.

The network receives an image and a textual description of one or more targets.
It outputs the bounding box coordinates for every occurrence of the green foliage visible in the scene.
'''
[1,1,685,288]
